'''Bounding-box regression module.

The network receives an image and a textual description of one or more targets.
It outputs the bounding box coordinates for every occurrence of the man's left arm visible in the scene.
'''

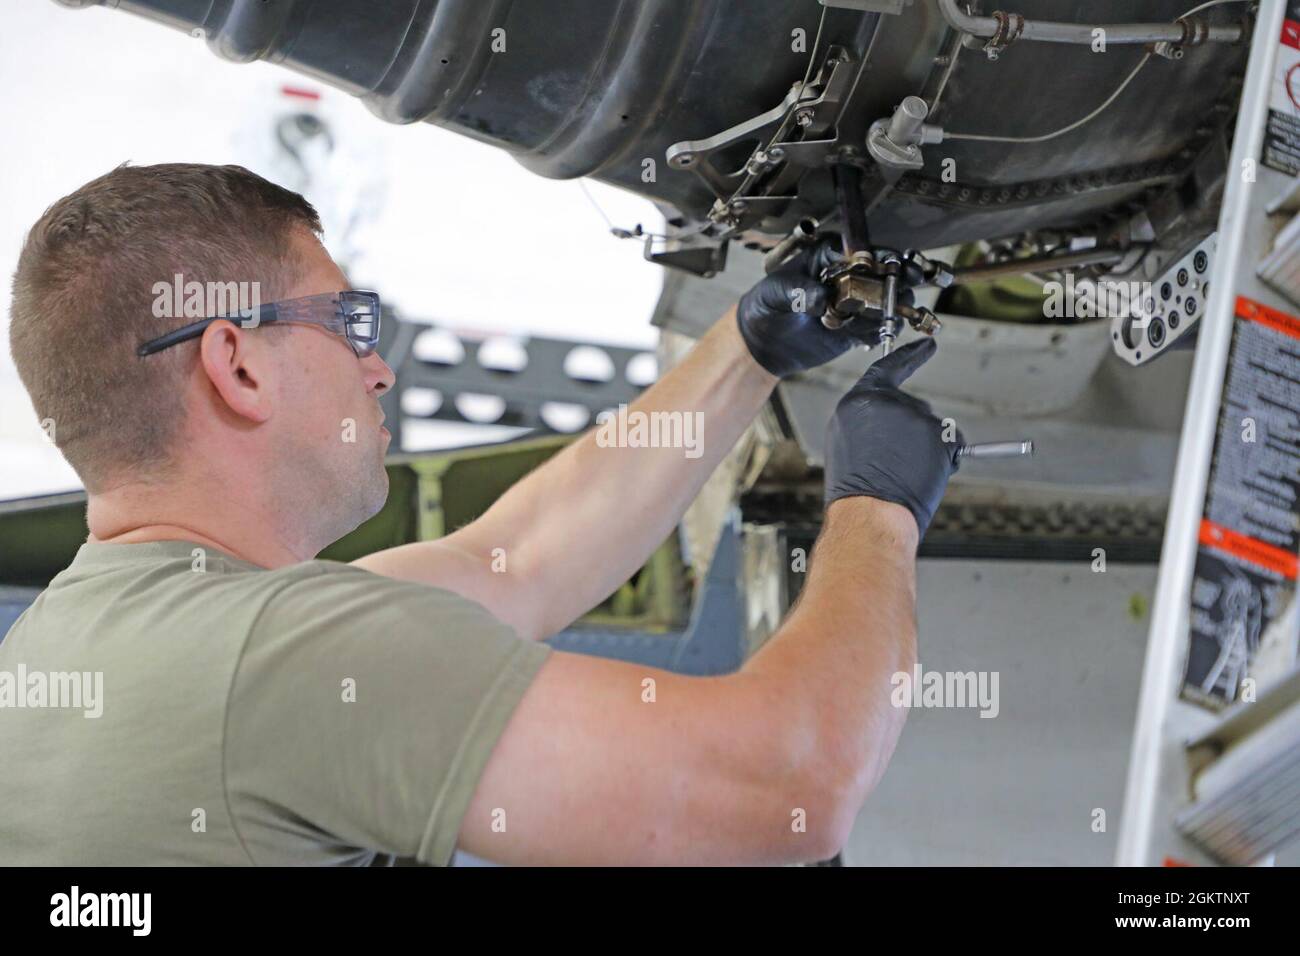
[354,308,775,640]
[354,241,876,640]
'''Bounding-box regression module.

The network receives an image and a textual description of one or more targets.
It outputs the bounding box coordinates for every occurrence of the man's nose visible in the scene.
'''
[364,352,396,395]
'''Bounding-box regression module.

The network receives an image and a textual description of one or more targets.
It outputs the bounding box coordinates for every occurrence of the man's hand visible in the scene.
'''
[737,239,881,379]
[823,337,960,535]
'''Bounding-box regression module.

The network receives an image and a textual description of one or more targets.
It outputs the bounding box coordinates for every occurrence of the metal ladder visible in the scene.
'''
[1117,0,1300,867]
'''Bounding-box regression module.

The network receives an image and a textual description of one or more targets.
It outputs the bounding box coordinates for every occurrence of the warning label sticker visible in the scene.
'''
[1262,15,1300,175]
[1184,297,1300,709]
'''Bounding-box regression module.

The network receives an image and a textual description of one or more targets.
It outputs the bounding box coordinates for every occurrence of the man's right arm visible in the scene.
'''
[459,340,956,866]
[457,496,917,866]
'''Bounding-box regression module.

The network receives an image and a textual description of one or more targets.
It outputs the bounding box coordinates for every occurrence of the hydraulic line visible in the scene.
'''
[943,0,1253,144]
[936,0,1246,47]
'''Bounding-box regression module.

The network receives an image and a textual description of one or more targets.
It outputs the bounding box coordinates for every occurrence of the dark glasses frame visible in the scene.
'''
[136,290,382,359]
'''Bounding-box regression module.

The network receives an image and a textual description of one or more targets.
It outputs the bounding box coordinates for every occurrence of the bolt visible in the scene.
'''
[795,108,815,127]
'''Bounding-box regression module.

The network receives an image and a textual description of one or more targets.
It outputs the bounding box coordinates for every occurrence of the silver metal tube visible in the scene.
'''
[887,95,929,145]
[762,217,819,274]
[879,325,896,356]
[956,440,1035,460]
[937,0,1245,46]
[882,273,898,320]
[951,248,1126,284]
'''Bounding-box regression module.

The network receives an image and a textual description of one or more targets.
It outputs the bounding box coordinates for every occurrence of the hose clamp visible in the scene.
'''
[1176,15,1210,47]
[985,11,1026,60]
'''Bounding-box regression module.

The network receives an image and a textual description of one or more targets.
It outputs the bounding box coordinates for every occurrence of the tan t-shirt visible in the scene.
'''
[0,539,551,865]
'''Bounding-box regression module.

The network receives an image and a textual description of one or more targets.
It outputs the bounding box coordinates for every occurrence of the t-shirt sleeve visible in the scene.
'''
[222,561,552,866]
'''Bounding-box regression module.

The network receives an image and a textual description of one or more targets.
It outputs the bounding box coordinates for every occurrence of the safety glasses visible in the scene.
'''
[136,290,382,359]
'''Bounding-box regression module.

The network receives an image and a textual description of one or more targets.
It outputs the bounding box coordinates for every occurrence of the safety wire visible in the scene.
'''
[944,0,1253,144]
[576,179,681,241]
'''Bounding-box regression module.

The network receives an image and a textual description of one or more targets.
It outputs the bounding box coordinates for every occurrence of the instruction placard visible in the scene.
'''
[1263,9,1300,175]
[1184,297,1300,709]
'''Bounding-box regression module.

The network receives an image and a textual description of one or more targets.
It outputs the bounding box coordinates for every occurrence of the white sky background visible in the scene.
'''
[0,0,666,500]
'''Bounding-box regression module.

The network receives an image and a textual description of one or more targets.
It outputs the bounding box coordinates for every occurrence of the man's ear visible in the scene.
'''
[198,320,274,424]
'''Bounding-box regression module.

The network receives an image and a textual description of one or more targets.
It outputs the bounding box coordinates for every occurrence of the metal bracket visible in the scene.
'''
[1110,235,1216,367]
[666,47,859,232]
[642,233,730,279]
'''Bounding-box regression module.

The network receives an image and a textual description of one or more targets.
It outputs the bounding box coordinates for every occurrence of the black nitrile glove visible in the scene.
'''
[737,239,884,378]
[823,337,961,535]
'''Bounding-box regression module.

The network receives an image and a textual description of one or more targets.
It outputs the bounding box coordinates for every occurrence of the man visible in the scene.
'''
[1,163,959,865]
